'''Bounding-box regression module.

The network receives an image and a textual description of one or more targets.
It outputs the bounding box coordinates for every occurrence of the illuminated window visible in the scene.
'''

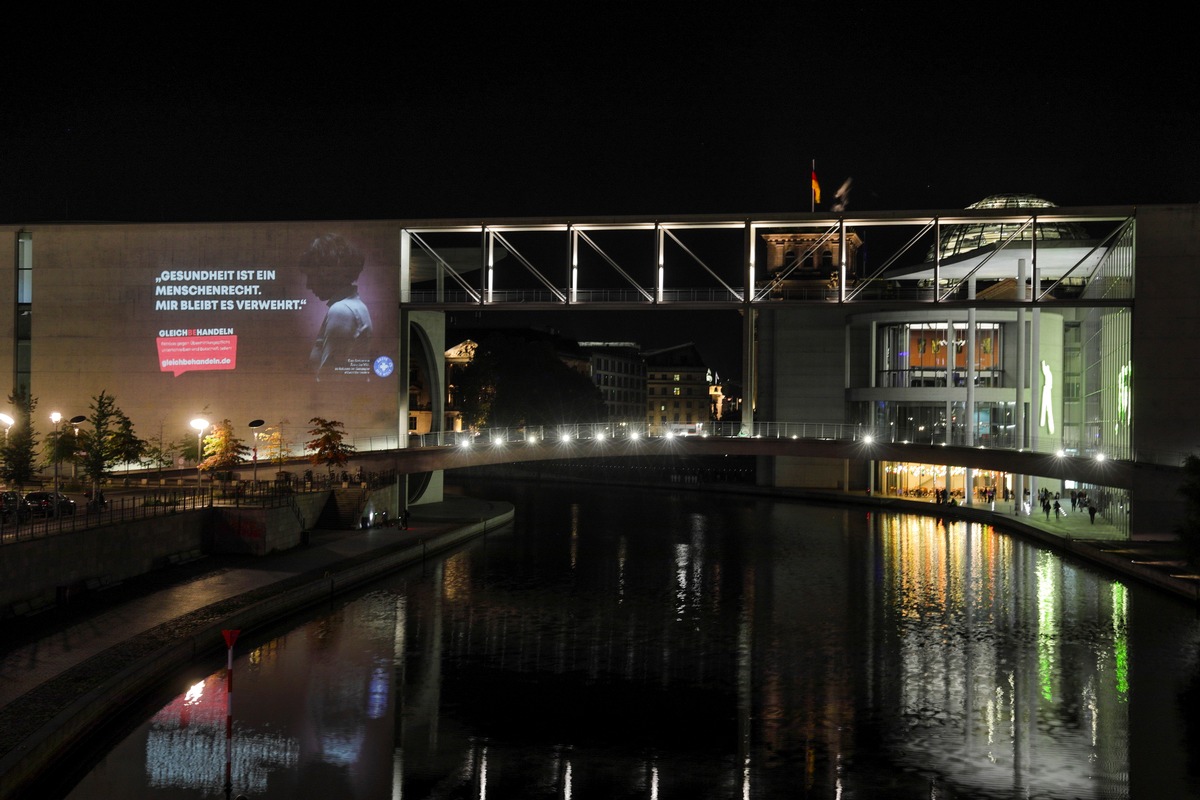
[673,387,680,396]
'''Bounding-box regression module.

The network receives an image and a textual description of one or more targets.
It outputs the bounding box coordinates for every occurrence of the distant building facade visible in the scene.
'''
[761,227,864,297]
[579,342,647,425]
[643,343,712,435]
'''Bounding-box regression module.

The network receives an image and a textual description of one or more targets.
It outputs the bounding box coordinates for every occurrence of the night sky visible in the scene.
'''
[4,7,1194,372]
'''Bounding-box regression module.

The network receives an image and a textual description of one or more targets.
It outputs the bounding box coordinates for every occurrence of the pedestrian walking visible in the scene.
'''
[1053,500,1062,518]
[1088,503,1097,524]
[1044,500,1051,520]
[401,508,410,530]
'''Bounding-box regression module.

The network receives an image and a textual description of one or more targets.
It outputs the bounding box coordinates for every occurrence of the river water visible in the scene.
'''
[64,478,1200,798]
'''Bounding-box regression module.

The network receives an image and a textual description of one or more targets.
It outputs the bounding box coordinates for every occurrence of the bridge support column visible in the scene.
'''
[740,219,756,437]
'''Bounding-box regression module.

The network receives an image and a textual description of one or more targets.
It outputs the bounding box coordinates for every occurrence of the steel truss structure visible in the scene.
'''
[399,207,1135,310]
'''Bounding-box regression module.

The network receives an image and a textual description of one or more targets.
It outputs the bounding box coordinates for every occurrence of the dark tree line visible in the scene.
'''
[455,334,606,429]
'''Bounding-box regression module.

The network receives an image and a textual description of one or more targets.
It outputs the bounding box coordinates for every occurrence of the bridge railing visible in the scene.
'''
[400,421,1186,469]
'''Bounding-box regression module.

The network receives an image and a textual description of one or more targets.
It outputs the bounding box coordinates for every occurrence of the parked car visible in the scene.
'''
[0,490,32,523]
[24,490,76,517]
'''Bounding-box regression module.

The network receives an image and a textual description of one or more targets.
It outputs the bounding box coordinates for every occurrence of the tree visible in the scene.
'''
[0,387,39,490]
[44,422,79,472]
[76,391,147,496]
[306,418,355,474]
[259,420,292,469]
[200,419,250,476]
[1177,454,1200,567]
[142,422,181,476]
[456,335,606,429]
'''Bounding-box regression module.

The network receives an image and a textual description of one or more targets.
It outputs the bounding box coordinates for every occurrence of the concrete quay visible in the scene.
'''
[0,496,514,800]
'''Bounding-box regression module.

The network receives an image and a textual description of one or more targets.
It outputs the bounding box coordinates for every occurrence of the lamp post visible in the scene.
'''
[69,415,86,479]
[50,412,61,512]
[0,412,13,488]
[191,418,208,491]
[249,419,264,486]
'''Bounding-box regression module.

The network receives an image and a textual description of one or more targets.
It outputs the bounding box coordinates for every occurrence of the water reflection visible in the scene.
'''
[66,484,1200,799]
[875,516,1130,797]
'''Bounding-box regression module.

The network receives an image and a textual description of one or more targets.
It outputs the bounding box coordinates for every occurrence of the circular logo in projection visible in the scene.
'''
[373,356,395,378]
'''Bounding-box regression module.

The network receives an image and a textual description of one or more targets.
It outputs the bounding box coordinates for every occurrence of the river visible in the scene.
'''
[63,478,1200,798]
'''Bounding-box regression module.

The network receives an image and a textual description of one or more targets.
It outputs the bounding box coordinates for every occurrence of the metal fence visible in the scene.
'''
[409,420,1180,468]
[0,469,397,547]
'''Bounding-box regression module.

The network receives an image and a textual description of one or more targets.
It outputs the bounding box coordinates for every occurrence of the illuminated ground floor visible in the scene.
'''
[875,458,1132,538]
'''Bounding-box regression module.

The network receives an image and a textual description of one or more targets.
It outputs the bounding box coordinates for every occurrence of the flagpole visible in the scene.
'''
[811,159,815,213]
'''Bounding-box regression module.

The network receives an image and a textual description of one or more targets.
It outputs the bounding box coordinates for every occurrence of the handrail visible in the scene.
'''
[402,420,1160,466]
[0,469,398,547]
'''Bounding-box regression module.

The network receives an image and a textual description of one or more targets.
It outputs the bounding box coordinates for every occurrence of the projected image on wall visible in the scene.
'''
[152,230,393,383]
[32,221,401,445]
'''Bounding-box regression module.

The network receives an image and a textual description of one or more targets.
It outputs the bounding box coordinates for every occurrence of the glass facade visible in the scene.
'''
[931,193,1092,262]
[875,321,1004,389]
[826,196,1137,537]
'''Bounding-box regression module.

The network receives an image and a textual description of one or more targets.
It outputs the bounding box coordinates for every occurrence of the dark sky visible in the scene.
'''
[3,8,1194,372]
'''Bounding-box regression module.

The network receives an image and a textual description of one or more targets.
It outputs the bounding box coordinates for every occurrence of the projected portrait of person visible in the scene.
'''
[299,233,374,381]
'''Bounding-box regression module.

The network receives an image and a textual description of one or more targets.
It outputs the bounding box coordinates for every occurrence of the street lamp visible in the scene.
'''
[69,415,86,479]
[50,412,61,511]
[191,418,209,490]
[249,419,265,485]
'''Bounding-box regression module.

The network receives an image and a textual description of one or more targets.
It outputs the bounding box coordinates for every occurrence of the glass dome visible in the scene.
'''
[932,194,1091,261]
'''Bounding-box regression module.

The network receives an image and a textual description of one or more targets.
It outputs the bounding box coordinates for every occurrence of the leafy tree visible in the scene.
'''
[259,420,292,469]
[76,391,147,496]
[200,418,250,475]
[179,434,202,464]
[142,422,181,476]
[0,387,39,489]
[456,335,606,429]
[306,417,355,474]
[44,422,79,470]
[1176,454,1200,567]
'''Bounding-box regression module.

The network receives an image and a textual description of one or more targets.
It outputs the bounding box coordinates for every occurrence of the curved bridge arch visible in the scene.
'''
[352,429,1145,496]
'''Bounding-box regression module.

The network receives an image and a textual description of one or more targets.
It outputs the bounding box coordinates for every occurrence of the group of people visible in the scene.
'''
[933,488,958,506]
[1036,487,1098,523]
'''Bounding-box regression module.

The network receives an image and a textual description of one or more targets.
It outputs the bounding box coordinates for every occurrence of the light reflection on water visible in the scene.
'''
[65,481,1200,799]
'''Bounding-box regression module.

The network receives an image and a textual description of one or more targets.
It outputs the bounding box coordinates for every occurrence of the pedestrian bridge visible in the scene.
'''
[348,421,1175,491]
